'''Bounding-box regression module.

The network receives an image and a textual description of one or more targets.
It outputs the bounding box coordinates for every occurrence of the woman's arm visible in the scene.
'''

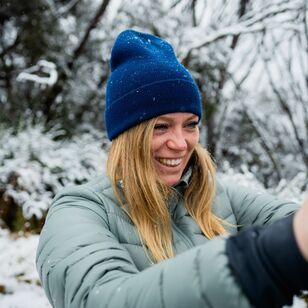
[221,181,299,228]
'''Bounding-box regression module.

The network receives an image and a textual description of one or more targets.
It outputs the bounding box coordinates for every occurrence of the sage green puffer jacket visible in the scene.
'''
[36,175,298,308]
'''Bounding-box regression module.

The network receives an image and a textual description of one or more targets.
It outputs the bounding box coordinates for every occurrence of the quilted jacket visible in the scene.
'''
[36,175,298,308]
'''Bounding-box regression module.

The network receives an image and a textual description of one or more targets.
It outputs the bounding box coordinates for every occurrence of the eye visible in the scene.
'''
[186,121,199,129]
[154,123,169,131]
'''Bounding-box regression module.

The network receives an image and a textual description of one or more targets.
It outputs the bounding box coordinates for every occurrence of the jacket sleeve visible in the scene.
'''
[36,185,251,308]
[222,182,299,228]
[226,214,308,308]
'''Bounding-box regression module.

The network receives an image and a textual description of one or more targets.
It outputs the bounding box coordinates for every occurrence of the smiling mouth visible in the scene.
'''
[156,158,183,167]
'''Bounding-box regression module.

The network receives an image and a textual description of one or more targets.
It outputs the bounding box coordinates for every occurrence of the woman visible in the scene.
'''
[36,29,308,308]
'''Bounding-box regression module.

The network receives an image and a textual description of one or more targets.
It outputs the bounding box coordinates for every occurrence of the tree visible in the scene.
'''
[0,0,306,188]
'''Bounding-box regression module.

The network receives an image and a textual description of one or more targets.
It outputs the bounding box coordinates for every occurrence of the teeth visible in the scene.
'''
[158,158,182,167]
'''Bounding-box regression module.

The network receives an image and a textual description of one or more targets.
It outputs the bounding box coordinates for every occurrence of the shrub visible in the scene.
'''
[0,125,108,233]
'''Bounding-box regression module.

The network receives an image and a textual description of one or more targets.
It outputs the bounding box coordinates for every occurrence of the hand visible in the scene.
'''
[293,198,308,262]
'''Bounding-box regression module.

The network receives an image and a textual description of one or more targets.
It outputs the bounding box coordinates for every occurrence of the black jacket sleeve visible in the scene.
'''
[226,214,308,308]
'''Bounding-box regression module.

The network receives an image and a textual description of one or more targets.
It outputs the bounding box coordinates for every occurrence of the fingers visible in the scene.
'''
[293,198,308,262]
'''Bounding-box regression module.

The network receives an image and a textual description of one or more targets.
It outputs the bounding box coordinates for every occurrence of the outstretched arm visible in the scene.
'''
[226,198,308,308]
[221,181,299,228]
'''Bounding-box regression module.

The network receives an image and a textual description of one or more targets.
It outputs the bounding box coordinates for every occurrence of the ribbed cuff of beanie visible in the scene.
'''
[226,214,308,308]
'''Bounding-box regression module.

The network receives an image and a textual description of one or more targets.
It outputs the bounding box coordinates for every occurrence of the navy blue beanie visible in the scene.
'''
[105,29,202,140]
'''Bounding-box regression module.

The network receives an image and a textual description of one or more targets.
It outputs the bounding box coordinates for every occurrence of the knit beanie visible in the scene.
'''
[105,29,202,140]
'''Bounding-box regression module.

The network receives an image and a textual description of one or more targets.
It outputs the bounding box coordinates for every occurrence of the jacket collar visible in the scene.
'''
[117,166,192,190]
[173,166,192,191]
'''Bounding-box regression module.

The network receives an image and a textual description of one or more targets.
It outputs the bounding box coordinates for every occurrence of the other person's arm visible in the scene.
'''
[226,199,308,308]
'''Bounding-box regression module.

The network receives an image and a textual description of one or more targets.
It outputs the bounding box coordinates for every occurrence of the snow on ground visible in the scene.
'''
[0,228,51,308]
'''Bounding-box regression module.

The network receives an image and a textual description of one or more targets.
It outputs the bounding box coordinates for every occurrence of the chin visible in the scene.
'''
[161,175,181,186]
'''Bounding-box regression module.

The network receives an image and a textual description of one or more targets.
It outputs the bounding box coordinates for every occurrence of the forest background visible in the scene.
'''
[0,0,307,307]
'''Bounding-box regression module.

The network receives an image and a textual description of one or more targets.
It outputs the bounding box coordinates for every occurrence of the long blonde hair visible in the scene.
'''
[106,119,227,263]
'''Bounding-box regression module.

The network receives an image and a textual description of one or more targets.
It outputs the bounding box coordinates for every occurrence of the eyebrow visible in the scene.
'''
[157,115,199,122]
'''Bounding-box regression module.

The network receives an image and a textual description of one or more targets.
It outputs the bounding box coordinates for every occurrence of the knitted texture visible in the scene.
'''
[105,29,202,140]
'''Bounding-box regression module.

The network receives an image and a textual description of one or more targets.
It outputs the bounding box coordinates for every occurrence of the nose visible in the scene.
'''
[166,129,187,151]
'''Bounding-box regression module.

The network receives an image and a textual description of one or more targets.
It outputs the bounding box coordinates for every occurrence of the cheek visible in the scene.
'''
[151,136,164,153]
[188,132,199,148]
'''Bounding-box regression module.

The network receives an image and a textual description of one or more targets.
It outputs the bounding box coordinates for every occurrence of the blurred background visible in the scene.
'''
[0,0,307,307]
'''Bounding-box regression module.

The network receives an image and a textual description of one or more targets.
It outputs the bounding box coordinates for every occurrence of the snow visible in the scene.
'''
[0,229,51,307]
[0,125,108,220]
[16,60,58,87]
[105,0,123,22]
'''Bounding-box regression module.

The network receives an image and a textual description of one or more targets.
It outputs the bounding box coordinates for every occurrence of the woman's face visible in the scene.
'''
[151,112,199,186]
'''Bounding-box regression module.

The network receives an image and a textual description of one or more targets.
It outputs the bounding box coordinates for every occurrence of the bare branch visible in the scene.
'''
[304,0,308,51]
[191,0,197,27]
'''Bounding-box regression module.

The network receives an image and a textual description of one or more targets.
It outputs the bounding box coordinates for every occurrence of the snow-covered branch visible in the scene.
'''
[16,60,58,87]
[261,43,308,169]
[58,0,80,15]
[240,1,302,28]
[45,0,80,17]
[182,1,303,61]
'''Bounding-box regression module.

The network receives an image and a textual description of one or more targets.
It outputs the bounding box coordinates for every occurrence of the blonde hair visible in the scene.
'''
[107,119,227,263]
